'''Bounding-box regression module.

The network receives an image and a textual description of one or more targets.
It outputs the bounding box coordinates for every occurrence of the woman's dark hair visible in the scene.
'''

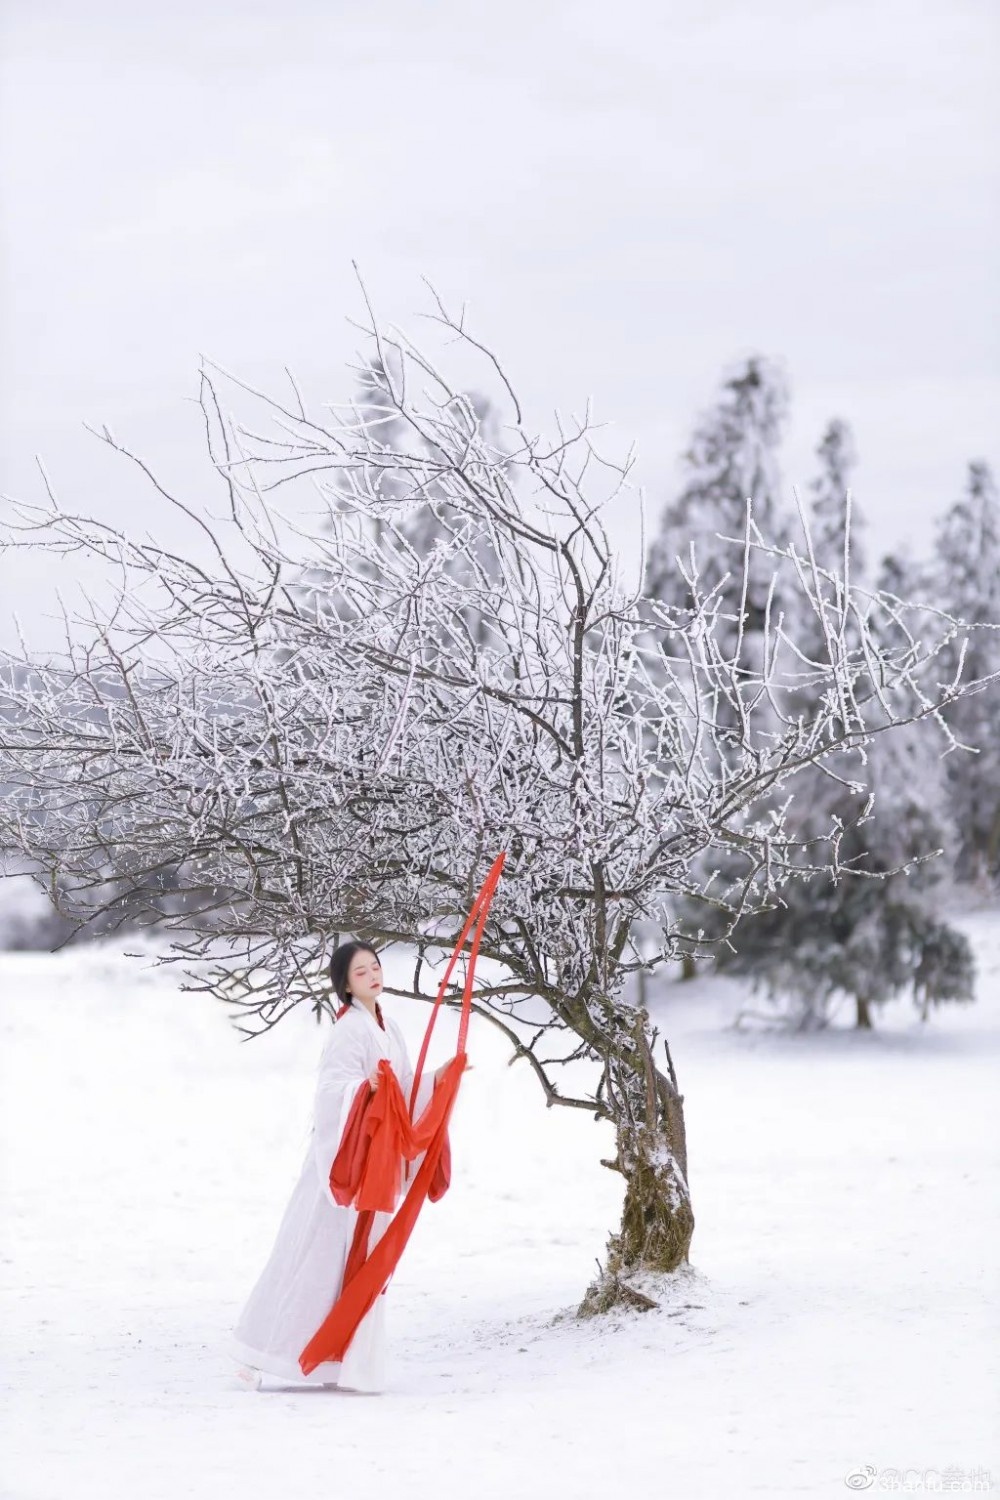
[329,941,381,1008]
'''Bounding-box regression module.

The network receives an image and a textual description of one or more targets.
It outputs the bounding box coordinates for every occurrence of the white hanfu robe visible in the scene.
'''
[226,1002,437,1392]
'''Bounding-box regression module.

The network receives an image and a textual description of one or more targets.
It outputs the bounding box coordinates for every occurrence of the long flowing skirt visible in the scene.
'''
[226,1144,395,1392]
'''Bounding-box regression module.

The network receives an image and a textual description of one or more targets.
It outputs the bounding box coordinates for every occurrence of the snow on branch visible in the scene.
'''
[0,274,994,1059]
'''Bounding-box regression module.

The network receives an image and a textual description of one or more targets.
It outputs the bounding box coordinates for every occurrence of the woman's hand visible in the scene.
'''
[434,1055,474,1086]
[368,1055,475,1088]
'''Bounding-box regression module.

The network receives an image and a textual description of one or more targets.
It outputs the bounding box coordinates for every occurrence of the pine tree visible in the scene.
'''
[800,417,866,667]
[288,354,510,674]
[933,460,1000,882]
[717,718,974,1029]
[352,353,509,654]
[705,466,976,1028]
[642,355,796,973]
[807,417,865,583]
[644,353,795,677]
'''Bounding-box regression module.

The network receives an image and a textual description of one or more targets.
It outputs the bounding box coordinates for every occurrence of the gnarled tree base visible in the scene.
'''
[576,1262,661,1317]
[576,1134,695,1318]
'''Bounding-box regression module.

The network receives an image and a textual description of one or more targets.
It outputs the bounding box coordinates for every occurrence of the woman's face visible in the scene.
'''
[347,949,382,1004]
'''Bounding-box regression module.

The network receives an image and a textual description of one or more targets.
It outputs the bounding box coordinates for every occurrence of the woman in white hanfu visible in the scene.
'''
[226,941,465,1393]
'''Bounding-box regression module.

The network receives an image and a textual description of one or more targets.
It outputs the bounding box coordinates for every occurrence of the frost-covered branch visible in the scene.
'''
[0,279,994,1077]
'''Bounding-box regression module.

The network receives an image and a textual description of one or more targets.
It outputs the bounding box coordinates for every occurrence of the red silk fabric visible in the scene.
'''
[299,852,506,1376]
[329,1065,452,1211]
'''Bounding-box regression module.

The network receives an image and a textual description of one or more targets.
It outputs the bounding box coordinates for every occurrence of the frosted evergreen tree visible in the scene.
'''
[717,719,974,1030]
[644,354,797,687]
[933,460,1000,883]
[301,352,510,663]
[800,417,866,666]
[875,548,925,598]
[807,417,864,581]
[708,461,975,1028]
[641,354,797,971]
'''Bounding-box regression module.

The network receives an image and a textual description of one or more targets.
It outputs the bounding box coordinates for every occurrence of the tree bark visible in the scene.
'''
[578,1011,694,1315]
[855,996,873,1029]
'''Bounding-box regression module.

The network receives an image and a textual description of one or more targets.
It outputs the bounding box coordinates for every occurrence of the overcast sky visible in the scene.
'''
[1,0,997,649]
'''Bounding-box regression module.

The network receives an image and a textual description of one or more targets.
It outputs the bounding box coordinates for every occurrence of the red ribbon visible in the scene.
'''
[299,851,506,1375]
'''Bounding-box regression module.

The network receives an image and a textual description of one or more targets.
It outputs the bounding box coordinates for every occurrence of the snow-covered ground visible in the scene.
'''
[2,906,998,1500]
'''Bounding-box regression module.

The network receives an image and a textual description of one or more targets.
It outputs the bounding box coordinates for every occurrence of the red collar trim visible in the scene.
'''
[335,998,385,1031]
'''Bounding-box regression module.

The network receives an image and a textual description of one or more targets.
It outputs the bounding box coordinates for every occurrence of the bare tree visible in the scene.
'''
[0,275,991,1314]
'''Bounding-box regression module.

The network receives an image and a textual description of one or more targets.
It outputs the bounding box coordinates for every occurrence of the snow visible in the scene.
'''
[2,907,998,1499]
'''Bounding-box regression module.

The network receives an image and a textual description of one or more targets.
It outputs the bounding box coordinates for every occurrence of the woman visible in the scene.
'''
[226,941,465,1393]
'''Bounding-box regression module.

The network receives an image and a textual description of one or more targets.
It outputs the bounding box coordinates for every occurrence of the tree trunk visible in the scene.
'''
[986,805,1000,882]
[855,995,873,1029]
[577,1010,694,1316]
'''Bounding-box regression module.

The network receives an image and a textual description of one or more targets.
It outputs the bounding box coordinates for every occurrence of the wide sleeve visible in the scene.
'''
[311,1024,374,1210]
